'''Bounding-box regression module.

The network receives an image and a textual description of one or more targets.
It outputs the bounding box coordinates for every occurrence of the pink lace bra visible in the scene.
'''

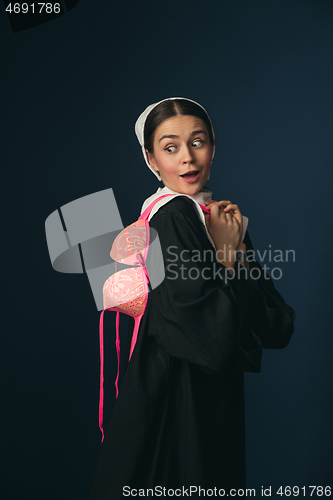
[99,194,211,440]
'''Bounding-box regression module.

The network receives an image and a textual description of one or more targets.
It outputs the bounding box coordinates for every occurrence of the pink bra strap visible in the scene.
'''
[99,308,121,442]
[129,315,144,360]
[99,309,105,442]
[135,252,150,283]
[139,194,174,221]
[115,311,121,398]
[199,203,210,214]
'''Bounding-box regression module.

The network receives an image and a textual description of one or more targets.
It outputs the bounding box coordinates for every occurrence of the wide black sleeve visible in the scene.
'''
[146,197,295,374]
[238,230,296,349]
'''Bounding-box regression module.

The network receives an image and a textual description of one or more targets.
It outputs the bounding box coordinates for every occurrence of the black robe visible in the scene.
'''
[86,197,295,499]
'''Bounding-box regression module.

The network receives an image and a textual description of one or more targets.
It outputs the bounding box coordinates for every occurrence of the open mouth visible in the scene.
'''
[180,170,200,178]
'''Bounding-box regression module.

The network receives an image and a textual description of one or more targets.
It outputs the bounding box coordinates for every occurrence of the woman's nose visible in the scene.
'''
[181,145,194,163]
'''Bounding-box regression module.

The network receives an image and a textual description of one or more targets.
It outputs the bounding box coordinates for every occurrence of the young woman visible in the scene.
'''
[86,97,295,499]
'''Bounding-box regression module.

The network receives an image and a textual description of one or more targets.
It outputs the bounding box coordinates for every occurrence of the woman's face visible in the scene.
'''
[146,115,214,195]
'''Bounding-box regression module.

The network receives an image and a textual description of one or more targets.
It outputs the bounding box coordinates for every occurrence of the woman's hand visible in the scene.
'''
[205,200,243,248]
[204,200,243,269]
[205,200,249,270]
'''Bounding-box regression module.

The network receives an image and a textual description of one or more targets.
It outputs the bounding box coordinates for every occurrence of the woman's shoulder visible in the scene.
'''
[149,196,209,245]
[151,196,198,220]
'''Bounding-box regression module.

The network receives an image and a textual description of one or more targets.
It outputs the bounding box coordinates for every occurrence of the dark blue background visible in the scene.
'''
[1,0,332,498]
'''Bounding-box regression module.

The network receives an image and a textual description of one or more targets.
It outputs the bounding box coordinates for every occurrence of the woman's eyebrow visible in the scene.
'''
[158,130,207,143]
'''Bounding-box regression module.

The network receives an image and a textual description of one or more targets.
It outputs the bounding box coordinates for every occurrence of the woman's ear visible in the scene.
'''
[146,150,159,172]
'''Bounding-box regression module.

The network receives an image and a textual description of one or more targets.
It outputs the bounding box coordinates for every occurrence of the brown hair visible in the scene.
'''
[144,99,215,155]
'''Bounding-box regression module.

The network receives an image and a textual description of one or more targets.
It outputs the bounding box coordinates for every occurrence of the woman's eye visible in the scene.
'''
[165,146,176,153]
[192,139,203,147]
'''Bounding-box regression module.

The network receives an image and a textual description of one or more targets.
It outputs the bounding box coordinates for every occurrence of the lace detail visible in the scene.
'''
[103,267,147,317]
[110,220,147,266]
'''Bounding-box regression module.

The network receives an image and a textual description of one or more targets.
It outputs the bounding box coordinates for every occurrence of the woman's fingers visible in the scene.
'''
[205,202,242,252]
[205,200,232,208]
[209,204,235,222]
[205,201,241,217]
[209,204,232,218]
[205,201,242,246]
[223,203,240,213]
[223,204,243,239]
[209,203,220,214]
[223,204,241,221]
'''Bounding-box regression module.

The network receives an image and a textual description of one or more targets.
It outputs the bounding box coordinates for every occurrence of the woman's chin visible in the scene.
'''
[164,179,206,195]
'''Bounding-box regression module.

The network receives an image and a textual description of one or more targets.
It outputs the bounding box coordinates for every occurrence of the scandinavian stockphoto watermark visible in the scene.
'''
[166,244,296,281]
[46,188,295,311]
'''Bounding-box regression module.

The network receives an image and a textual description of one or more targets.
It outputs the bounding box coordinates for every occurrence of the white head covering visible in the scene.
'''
[134,97,216,181]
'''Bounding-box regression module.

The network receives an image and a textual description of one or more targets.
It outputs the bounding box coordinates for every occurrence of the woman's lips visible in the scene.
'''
[180,171,200,183]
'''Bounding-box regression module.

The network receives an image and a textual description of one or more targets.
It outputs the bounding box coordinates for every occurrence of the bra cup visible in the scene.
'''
[103,267,147,317]
[110,220,148,265]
